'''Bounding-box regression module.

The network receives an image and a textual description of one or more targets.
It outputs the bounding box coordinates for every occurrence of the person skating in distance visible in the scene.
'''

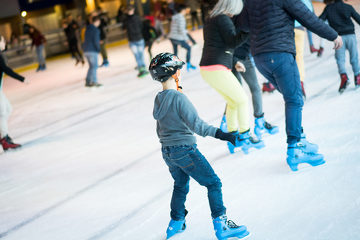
[150,52,250,240]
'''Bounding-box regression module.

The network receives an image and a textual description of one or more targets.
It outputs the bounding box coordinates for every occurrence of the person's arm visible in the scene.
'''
[319,6,328,21]
[0,55,25,82]
[94,28,101,52]
[179,16,189,41]
[177,94,217,137]
[350,5,360,25]
[284,0,337,41]
[217,15,248,49]
[177,94,236,144]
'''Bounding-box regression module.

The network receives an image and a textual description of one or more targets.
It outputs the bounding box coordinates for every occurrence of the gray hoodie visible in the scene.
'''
[153,89,217,147]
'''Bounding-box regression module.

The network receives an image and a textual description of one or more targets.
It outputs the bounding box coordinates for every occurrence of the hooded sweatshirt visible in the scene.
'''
[153,89,217,147]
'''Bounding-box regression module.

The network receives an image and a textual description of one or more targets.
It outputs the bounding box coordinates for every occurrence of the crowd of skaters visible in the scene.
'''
[0,0,360,239]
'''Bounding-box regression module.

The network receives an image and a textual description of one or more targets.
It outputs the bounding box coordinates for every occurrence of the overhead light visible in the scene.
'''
[21,11,27,17]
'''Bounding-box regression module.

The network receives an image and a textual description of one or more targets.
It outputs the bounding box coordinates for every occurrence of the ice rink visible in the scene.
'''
[1,13,360,240]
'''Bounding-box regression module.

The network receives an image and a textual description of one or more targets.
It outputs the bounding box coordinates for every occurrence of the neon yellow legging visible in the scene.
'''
[200,68,249,133]
[295,28,305,82]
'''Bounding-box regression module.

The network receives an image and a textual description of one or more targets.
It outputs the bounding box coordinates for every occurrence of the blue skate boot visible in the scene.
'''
[166,219,186,239]
[287,142,325,171]
[213,215,250,240]
[219,114,236,154]
[254,116,279,139]
[300,133,319,153]
[186,62,197,72]
[236,130,265,154]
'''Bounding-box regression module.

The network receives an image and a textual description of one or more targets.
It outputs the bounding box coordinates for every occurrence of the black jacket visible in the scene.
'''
[82,24,100,53]
[123,14,144,42]
[320,0,360,36]
[200,14,248,69]
[0,53,24,89]
[237,0,338,56]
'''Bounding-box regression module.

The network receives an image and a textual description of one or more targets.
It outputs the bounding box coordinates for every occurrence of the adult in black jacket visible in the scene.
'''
[62,18,84,66]
[123,6,149,77]
[237,0,343,171]
[0,36,26,151]
[199,0,265,155]
[320,0,360,92]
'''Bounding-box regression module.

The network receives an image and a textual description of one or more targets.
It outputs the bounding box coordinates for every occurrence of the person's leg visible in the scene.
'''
[38,44,46,67]
[191,11,196,30]
[170,39,179,56]
[346,34,360,76]
[294,29,305,83]
[306,29,314,47]
[162,146,191,221]
[136,39,146,69]
[187,33,196,45]
[165,145,226,219]
[129,41,141,69]
[200,69,249,133]
[0,92,11,138]
[100,41,109,64]
[335,37,347,75]
[84,52,92,85]
[179,40,192,63]
[255,52,303,144]
[240,58,263,117]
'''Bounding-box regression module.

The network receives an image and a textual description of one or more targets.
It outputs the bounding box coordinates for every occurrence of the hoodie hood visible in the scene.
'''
[153,89,178,120]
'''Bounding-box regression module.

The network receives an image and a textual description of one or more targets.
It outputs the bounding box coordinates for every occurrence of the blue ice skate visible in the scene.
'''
[186,62,197,72]
[254,116,279,139]
[300,133,319,153]
[287,142,325,171]
[166,219,186,239]
[236,131,265,154]
[220,114,228,132]
[213,215,250,240]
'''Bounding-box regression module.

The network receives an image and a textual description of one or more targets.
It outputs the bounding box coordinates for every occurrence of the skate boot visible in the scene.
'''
[317,47,324,57]
[0,135,21,151]
[230,130,265,154]
[166,219,186,239]
[254,116,279,139]
[287,142,325,171]
[300,133,319,153]
[186,62,196,72]
[262,82,276,93]
[339,73,349,93]
[309,45,318,53]
[213,215,249,240]
[355,74,360,87]
[137,67,149,78]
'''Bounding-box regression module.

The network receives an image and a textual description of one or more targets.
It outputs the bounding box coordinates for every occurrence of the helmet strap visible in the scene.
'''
[172,73,183,93]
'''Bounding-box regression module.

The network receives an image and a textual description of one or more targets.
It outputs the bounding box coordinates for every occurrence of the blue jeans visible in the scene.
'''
[335,34,360,76]
[254,52,303,144]
[162,145,226,220]
[84,52,98,85]
[170,39,191,63]
[35,44,45,66]
[129,39,146,69]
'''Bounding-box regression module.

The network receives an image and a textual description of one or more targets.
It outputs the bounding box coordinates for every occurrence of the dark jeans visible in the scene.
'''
[254,52,303,144]
[162,145,226,220]
[69,39,83,62]
[232,56,263,117]
[170,39,191,63]
[190,11,201,29]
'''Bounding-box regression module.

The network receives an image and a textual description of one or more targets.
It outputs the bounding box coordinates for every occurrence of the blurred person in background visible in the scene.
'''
[28,26,46,72]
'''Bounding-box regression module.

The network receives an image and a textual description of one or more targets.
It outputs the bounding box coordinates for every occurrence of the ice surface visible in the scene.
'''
[1,17,360,240]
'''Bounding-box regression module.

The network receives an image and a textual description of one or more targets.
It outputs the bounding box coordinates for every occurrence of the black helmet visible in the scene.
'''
[149,53,185,82]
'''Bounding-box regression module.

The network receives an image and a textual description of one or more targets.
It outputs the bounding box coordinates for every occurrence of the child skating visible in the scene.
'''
[150,52,250,240]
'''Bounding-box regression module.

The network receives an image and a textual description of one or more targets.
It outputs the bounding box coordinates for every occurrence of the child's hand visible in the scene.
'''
[333,36,343,50]
[235,61,246,72]
[215,129,236,145]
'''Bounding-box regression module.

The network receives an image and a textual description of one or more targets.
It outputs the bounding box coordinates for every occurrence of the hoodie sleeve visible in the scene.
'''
[0,55,25,82]
[177,93,217,137]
